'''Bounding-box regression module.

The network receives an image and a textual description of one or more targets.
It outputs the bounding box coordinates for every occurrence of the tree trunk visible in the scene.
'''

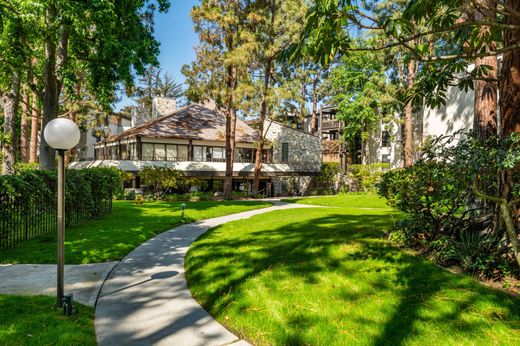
[224,65,238,199]
[498,0,520,244]
[20,91,30,163]
[29,95,39,163]
[473,0,498,140]
[499,1,520,137]
[300,70,306,128]
[40,6,69,170]
[253,59,272,193]
[404,59,416,167]
[1,73,21,175]
[311,73,319,134]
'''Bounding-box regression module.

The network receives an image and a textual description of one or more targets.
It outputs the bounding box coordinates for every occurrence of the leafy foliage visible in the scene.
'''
[0,167,121,249]
[139,166,206,198]
[379,133,520,276]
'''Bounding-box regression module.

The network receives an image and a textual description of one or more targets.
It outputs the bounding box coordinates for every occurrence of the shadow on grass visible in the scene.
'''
[0,295,96,345]
[186,211,520,345]
[0,200,271,264]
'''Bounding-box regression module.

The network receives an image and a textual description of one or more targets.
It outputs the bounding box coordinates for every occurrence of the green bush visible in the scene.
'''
[379,133,520,278]
[349,163,389,192]
[0,167,121,249]
[316,162,341,193]
[140,166,208,198]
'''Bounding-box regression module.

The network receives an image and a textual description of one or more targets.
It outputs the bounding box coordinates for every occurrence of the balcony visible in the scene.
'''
[321,120,342,131]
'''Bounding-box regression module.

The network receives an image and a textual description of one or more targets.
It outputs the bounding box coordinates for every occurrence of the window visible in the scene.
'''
[166,145,177,160]
[178,145,188,160]
[281,143,289,163]
[129,143,136,160]
[381,154,390,164]
[262,149,272,163]
[235,148,254,162]
[212,147,225,161]
[193,146,204,161]
[382,131,391,147]
[154,145,166,160]
[142,143,154,160]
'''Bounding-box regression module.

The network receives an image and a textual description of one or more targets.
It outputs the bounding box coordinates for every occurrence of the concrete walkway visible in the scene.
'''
[0,262,117,306]
[95,201,317,346]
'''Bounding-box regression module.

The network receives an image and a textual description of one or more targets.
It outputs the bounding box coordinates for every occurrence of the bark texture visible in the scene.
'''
[223,65,238,199]
[253,59,272,193]
[473,0,498,140]
[1,73,21,175]
[498,0,520,241]
[404,59,416,167]
[29,95,39,163]
[20,91,30,162]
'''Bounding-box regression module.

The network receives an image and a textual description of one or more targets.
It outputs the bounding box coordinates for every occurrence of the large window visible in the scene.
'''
[193,146,226,162]
[142,143,188,161]
[281,143,289,163]
[142,143,154,160]
[235,148,254,163]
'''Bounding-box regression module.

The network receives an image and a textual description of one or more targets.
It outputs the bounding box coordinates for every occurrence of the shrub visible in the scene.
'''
[316,162,341,193]
[379,132,520,278]
[0,167,121,249]
[348,163,389,192]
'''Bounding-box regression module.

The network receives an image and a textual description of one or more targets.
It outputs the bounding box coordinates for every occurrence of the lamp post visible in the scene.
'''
[43,118,80,307]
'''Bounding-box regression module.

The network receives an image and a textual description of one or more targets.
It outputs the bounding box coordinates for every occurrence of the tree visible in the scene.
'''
[328,43,398,163]
[0,1,25,174]
[183,0,252,198]
[285,0,422,167]
[133,67,184,118]
[247,0,307,193]
[30,0,170,170]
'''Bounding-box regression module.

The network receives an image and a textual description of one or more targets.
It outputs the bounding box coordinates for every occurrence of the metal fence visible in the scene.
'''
[0,190,112,250]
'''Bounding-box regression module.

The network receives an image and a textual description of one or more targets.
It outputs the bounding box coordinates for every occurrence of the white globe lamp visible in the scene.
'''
[43,118,81,150]
[43,117,80,308]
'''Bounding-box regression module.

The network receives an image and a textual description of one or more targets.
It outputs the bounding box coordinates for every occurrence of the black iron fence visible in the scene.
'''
[0,168,119,250]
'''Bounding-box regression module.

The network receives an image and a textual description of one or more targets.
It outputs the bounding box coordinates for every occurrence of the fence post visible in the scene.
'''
[25,199,29,240]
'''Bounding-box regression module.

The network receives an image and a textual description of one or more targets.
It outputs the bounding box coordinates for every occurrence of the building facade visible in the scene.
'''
[71,103,322,196]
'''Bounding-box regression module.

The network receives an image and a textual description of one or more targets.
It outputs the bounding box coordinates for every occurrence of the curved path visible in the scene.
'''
[95,201,317,346]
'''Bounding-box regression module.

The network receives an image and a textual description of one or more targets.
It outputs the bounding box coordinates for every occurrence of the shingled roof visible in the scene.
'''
[106,104,259,143]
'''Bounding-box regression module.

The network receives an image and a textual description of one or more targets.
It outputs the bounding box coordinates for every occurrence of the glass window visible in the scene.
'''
[205,147,213,161]
[129,143,136,160]
[178,145,188,160]
[166,145,177,161]
[262,149,272,163]
[213,147,225,161]
[120,143,128,159]
[155,145,166,160]
[281,143,289,163]
[142,143,154,160]
[193,146,203,161]
[382,154,390,164]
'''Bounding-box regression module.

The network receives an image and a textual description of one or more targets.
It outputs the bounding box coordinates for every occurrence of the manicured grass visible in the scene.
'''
[186,197,520,345]
[283,192,389,208]
[0,295,96,345]
[0,200,271,264]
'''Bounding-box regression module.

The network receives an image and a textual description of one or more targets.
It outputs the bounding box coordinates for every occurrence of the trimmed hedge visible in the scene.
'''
[0,167,121,249]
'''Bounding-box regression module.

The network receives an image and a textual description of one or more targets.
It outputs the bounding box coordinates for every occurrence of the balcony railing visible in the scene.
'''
[321,120,341,130]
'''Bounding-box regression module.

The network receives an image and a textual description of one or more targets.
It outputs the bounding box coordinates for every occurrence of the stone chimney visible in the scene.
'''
[152,97,177,118]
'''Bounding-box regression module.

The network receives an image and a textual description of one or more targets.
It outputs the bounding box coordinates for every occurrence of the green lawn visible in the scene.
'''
[0,295,96,345]
[283,192,389,208]
[0,200,271,264]
[186,194,520,345]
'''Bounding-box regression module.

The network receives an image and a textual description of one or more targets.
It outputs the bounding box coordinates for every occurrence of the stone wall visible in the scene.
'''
[272,176,314,196]
[264,120,322,172]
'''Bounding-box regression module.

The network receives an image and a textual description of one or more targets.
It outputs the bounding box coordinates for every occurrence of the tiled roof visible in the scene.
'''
[106,104,259,143]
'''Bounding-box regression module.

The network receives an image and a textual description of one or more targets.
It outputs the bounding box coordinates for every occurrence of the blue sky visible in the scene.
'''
[116,0,199,110]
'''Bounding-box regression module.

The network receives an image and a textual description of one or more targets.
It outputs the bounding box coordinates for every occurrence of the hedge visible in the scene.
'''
[0,167,121,249]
